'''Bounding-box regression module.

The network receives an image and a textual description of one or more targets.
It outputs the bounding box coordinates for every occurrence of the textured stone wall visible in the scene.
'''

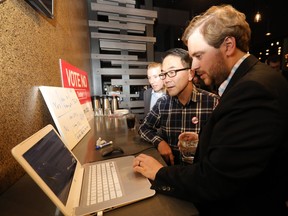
[0,0,91,193]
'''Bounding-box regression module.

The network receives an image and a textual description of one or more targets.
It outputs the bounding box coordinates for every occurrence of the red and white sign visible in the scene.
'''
[59,59,93,120]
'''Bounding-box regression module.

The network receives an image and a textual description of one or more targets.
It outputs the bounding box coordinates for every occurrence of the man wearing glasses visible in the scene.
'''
[138,48,219,165]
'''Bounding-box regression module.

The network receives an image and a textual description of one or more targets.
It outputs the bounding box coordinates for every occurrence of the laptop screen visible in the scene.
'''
[23,130,77,205]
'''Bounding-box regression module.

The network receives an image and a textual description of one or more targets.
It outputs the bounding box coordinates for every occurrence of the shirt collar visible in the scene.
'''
[152,89,165,94]
[218,53,250,96]
[172,85,205,105]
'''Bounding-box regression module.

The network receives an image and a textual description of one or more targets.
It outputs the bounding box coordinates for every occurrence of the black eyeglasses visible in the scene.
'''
[159,67,190,80]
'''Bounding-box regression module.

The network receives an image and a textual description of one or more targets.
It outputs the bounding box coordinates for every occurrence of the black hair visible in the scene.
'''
[162,48,192,68]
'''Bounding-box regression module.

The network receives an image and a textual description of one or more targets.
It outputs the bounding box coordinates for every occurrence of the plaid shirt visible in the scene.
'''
[138,87,219,158]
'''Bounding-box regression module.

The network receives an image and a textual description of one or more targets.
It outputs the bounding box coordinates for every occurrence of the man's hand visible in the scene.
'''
[157,141,174,165]
[133,154,164,180]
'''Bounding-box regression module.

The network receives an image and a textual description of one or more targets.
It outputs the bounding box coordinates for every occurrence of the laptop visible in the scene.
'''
[11,124,155,216]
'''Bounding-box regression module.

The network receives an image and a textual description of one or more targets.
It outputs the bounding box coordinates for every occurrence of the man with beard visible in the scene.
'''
[138,48,218,165]
[133,5,288,216]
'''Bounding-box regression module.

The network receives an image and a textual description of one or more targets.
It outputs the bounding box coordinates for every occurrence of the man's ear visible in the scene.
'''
[224,36,236,56]
[188,69,194,81]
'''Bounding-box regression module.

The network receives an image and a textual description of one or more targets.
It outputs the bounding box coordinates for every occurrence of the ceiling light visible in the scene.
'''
[254,11,261,23]
[265,20,271,36]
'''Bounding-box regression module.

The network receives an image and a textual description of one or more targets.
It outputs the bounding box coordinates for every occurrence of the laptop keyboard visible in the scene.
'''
[87,161,123,205]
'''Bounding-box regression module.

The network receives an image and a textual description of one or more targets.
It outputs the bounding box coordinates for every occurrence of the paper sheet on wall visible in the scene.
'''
[39,86,91,150]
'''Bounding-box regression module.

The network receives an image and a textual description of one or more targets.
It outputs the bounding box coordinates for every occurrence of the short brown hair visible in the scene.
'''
[147,62,161,70]
[182,4,251,52]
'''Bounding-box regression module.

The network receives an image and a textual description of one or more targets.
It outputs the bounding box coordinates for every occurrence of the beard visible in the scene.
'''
[209,52,230,87]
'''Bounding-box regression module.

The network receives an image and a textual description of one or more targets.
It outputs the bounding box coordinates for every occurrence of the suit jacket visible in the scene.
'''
[143,88,152,117]
[152,55,288,215]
